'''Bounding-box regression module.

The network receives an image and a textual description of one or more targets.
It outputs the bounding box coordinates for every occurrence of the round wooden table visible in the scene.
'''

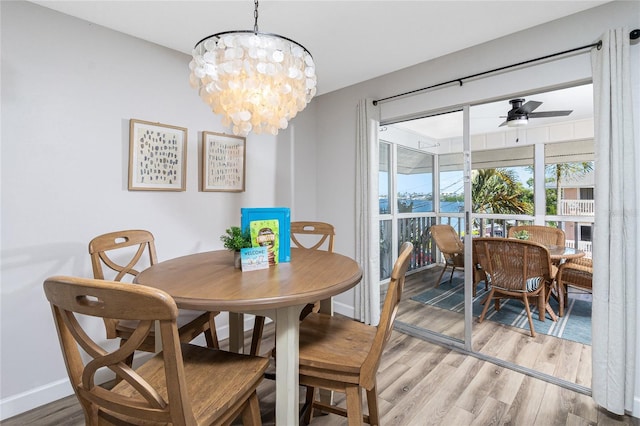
[136,248,362,426]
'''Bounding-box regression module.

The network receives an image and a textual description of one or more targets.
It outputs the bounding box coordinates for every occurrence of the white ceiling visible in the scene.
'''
[30,1,609,96]
[393,83,594,138]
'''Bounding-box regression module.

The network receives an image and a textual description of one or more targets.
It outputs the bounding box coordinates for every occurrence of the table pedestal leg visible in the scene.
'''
[275,305,303,426]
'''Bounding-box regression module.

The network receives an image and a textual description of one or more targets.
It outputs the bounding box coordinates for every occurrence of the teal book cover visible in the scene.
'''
[241,207,291,262]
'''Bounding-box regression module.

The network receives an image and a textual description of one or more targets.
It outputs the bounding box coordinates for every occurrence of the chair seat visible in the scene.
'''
[108,343,269,425]
[299,312,375,378]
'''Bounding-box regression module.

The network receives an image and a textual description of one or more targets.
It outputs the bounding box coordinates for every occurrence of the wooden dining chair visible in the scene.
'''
[429,224,488,297]
[556,257,592,316]
[298,241,413,426]
[89,230,219,363]
[508,224,566,246]
[473,237,555,337]
[250,221,335,356]
[43,275,268,426]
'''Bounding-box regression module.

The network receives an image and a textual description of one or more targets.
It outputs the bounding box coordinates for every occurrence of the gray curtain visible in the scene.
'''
[355,99,381,325]
[591,27,639,416]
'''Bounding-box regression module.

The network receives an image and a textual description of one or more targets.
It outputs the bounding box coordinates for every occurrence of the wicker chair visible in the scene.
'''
[556,257,592,316]
[508,225,566,246]
[473,237,556,337]
[429,224,487,297]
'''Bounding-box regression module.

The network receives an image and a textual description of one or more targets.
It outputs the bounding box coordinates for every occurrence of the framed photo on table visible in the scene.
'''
[201,131,246,192]
[128,119,187,191]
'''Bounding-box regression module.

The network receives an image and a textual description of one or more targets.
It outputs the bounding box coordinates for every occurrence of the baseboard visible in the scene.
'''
[333,299,355,318]
[0,378,73,421]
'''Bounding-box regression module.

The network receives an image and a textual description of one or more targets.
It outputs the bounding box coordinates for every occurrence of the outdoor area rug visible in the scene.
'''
[411,277,592,345]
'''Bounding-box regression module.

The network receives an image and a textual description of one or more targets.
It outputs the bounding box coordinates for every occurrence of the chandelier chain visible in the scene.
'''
[253,0,259,33]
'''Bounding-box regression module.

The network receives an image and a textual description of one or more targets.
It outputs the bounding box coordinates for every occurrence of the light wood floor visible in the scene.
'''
[3,267,635,425]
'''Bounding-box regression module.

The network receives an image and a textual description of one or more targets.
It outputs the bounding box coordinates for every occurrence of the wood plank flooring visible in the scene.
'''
[3,266,635,425]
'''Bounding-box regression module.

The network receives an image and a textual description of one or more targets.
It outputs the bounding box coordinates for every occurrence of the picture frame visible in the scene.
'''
[201,131,246,192]
[128,119,187,191]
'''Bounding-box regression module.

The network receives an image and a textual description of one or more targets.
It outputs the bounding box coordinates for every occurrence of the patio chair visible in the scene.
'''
[429,224,487,297]
[473,237,555,337]
[89,230,219,366]
[508,225,566,246]
[556,257,592,316]
[43,275,268,425]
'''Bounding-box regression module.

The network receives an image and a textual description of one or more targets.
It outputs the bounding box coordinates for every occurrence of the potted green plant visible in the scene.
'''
[513,230,530,240]
[220,226,252,268]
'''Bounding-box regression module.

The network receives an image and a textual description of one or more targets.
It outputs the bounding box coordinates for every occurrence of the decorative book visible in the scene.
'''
[249,220,279,265]
[241,207,291,262]
[240,246,269,271]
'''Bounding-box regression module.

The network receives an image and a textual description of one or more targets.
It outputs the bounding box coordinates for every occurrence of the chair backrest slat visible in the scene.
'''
[290,221,335,252]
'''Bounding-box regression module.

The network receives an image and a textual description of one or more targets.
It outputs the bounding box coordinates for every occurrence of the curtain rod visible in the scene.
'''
[373,28,640,106]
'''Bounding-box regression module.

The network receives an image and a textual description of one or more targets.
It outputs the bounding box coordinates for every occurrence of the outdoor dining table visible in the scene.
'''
[544,244,586,317]
[545,244,585,262]
[135,248,363,425]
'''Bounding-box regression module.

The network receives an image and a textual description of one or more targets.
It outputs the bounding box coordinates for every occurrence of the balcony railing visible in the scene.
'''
[559,199,594,216]
[383,214,593,280]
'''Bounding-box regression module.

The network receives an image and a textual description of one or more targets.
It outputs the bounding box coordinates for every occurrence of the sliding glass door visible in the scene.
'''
[380,109,469,342]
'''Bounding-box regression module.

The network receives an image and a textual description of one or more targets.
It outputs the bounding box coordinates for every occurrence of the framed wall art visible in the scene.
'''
[201,131,246,192]
[128,119,187,191]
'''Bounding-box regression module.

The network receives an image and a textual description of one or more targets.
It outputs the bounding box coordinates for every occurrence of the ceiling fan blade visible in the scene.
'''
[528,110,573,118]
[515,100,542,114]
[498,120,508,127]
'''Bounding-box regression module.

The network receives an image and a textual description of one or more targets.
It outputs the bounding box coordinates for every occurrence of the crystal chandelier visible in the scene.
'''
[189,0,317,136]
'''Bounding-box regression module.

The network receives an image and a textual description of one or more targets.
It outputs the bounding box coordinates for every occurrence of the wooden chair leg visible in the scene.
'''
[303,386,316,425]
[204,313,219,349]
[241,392,262,426]
[366,385,380,426]
[521,295,536,337]
[345,386,363,426]
[250,316,266,356]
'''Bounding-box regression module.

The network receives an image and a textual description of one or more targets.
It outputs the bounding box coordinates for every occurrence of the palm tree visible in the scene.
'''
[472,168,532,214]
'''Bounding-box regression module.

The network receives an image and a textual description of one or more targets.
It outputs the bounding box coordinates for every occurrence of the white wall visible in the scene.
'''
[308,0,639,415]
[0,0,316,418]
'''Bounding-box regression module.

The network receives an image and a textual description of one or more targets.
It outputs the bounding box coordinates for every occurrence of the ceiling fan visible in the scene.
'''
[499,98,572,127]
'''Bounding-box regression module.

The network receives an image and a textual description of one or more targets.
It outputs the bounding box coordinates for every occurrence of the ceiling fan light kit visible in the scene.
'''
[188,0,317,136]
[507,117,528,127]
